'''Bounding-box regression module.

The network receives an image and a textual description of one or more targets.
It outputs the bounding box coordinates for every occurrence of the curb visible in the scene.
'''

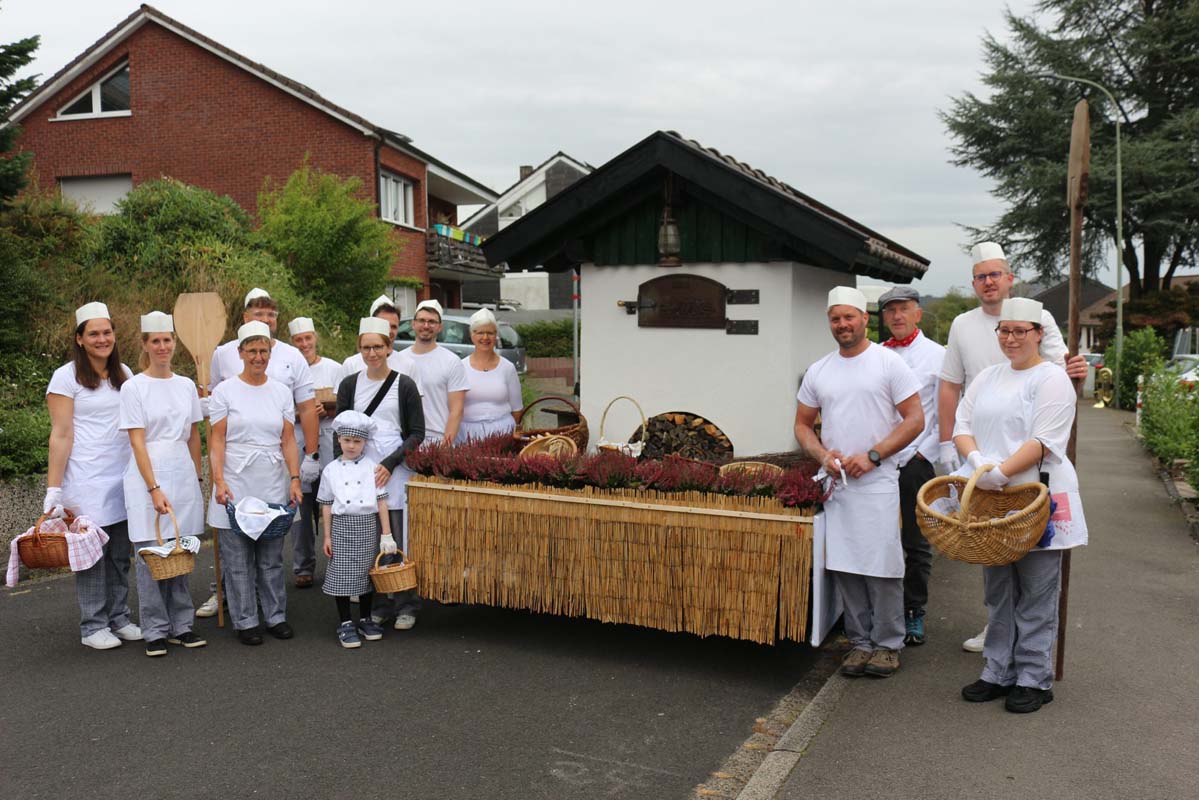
[734,671,851,800]
[1157,469,1199,544]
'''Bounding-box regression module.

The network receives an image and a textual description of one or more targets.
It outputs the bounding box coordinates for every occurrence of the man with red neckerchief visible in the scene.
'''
[879,285,945,646]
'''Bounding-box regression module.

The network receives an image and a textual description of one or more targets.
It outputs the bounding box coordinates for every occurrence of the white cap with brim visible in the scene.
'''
[358,317,390,337]
[971,242,1006,264]
[827,286,867,312]
[244,287,271,307]
[237,321,271,344]
[999,298,1043,324]
[369,294,395,316]
[288,317,315,337]
[140,311,174,333]
[415,299,443,319]
[469,307,497,330]
[75,301,110,327]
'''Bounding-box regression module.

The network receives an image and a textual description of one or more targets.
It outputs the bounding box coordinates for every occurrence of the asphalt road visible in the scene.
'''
[2,550,820,799]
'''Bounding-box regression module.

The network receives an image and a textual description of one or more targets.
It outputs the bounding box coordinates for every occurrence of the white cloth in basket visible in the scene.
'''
[137,536,201,559]
[234,497,289,540]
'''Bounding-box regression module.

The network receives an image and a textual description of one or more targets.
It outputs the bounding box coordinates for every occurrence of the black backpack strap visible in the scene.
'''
[363,370,399,418]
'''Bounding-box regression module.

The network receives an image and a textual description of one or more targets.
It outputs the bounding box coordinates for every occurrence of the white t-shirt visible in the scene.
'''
[353,373,402,431]
[940,307,1067,388]
[308,356,343,468]
[461,357,522,422]
[396,346,469,439]
[889,331,945,465]
[797,343,921,489]
[210,337,314,451]
[118,373,203,443]
[341,350,408,377]
[208,376,295,447]
[46,362,134,525]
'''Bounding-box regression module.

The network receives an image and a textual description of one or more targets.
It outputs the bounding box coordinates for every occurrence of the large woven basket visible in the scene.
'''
[598,395,648,457]
[514,395,589,451]
[519,434,578,459]
[17,512,76,569]
[141,509,195,581]
[369,550,417,594]
[916,465,1050,566]
[224,500,297,540]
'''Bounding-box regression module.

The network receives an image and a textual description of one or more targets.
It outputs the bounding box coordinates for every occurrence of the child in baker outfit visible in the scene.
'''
[318,410,398,649]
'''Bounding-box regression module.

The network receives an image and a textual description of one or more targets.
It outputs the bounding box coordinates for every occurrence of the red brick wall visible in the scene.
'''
[377,144,429,281]
[14,20,428,281]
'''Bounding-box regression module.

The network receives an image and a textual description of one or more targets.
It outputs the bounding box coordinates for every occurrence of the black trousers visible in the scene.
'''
[898,455,936,612]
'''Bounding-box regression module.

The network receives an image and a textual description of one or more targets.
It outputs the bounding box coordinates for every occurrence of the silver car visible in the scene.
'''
[393,315,527,374]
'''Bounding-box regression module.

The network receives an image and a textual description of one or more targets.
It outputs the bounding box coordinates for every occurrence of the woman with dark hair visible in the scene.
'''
[45,301,142,650]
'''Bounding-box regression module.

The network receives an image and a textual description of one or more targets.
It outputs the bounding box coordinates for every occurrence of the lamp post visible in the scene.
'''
[1037,72,1124,406]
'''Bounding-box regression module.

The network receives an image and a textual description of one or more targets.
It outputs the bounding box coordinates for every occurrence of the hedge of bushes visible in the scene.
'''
[514,319,575,358]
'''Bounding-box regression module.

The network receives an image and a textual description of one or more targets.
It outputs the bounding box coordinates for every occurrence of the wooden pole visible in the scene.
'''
[1058,99,1091,680]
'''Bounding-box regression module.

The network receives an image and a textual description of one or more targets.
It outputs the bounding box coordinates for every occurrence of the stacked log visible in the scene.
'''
[633,411,734,464]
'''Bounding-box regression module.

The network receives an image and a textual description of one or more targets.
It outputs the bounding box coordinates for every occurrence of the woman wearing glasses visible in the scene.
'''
[951,297,1087,714]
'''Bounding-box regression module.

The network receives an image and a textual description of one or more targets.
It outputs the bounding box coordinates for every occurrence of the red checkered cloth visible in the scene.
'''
[6,515,110,587]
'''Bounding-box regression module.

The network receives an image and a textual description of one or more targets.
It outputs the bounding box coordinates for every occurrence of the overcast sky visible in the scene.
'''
[7,0,1130,296]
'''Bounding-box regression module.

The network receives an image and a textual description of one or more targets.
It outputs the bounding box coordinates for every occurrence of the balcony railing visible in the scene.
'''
[426,223,499,278]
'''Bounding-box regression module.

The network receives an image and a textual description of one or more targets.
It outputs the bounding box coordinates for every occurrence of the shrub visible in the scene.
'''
[1140,365,1199,466]
[0,354,55,479]
[515,319,575,358]
[1104,327,1168,410]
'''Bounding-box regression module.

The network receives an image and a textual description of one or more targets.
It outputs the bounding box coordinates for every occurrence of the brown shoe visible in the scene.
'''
[864,648,900,678]
[295,575,313,589]
[840,648,872,677]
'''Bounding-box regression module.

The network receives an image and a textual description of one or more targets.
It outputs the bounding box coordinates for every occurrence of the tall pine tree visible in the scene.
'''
[0,4,39,206]
[942,1,1199,297]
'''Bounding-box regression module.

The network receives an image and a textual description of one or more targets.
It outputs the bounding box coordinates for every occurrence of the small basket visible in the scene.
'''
[369,550,417,594]
[141,509,195,581]
[916,465,1051,566]
[17,512,76,569]
[719,461,784,479]
[598,395,648,458]
[514,395,589,451]
[224,500,297,540]
[315,386,337,412]
[519,434,578,460]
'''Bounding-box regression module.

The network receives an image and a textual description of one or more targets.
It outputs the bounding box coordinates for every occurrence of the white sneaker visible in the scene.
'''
[195,594,219,618]
[394,614,416,631]
[962,625,988,653]
[81,629,122,650]
[111,623,143,641]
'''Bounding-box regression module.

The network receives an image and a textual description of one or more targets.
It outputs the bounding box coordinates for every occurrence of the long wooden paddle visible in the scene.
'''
[173,292,228,626]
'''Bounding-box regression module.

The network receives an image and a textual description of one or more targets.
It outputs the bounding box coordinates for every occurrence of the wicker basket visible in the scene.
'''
[141,509,196,581]
[315,386,338,413]
[369,550,417,594]
[515,395,589,451]
[719,461,784,479]
[224,500,297,540]
[916,465,1051,566]
[598,395,648,457]
[519,434,578,459]
[17,512,76,569]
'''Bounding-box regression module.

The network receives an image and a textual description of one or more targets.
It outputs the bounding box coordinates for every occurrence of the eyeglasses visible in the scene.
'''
[973,271,1008,284]
[995,326,1037,340]
[360,344,388,353]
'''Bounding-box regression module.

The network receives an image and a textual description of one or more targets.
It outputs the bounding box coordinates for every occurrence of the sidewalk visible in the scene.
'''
[775,403,1199,800]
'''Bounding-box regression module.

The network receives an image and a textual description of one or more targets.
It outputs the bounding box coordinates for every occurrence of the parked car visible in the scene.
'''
[393,315,527,374]
[1166,354,1199,388]
[1082,353,1105,370]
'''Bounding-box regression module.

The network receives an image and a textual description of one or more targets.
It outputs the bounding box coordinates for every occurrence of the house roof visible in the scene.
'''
[460,151,594,231]
[8,4,497,203]
[481,130,930,281]
[1080,274,1199,325]
[1032,277,1113,325]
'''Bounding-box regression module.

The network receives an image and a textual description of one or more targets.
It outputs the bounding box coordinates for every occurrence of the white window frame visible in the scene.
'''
[52,62,132,121]
[379,171,418,229]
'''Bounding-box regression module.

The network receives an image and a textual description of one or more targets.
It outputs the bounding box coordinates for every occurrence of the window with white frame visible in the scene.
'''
[56,63,131,119]
[379,172,416,227]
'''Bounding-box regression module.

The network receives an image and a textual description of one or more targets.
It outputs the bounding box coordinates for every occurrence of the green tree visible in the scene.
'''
[1104,325,1168,409]
[920,288,980,345]
[941,1,1199,299]
[0,9,39,205]
[257,160,398,319]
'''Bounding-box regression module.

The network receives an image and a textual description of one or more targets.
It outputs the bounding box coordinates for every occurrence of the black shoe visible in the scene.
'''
[167,631,207,648]
[145,639,168,657]
[961,679,1012,702]
[1005,685,1054,713]
[237,626,264,646]
[266,621,294,640]
[904,608,926,646]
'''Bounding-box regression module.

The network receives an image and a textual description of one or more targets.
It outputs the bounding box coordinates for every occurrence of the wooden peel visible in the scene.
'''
[173,292,226,394]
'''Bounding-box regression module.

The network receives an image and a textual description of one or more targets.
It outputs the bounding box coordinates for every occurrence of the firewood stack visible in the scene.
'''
[633,412,734,464]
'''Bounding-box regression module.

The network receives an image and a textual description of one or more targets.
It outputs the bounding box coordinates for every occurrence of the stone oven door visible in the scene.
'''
[636,274,726,328]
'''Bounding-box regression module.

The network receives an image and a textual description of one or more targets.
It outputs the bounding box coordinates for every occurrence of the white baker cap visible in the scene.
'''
[414,299,443,319]
[827,286,867,312]
[999,298,1043,324]
[288,317,315,337]
[358,317,390,337]
[369,294,395,316]
[469,307,497,331]
[970,242,1006,264]
[75,301,110,327]
[243,287,271,307]
[332,409,376,439]
[237,320,271,343]
[140,311,174,333]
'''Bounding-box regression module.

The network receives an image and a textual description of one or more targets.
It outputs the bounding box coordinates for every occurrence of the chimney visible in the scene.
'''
[519,165,534,181]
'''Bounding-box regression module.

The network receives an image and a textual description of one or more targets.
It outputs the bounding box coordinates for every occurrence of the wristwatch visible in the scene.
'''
[867,449,882,467]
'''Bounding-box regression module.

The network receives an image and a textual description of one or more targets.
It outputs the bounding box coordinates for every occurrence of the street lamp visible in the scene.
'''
[1037,72,1125,406]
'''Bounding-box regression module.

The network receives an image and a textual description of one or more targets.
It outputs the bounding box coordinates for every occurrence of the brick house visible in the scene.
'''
[6,3,498,312]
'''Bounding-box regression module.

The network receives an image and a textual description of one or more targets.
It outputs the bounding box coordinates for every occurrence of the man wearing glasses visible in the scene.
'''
[936,243,1087,651]
[396,299,468,446]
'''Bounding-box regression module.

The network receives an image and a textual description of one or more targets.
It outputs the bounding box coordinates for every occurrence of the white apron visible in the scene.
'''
[366,423,411,512]
[63,438,131,526]
[822,481,903,578]
[123,440,205,542]
[206,442,289,529]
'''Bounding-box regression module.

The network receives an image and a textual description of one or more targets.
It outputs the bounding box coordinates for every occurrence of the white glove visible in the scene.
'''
[966,450,985,471]
[199,396,210,419]
[938,442,961,471]
[975,465,1010,491]
[380,534,398,555]
[300,454,321,491]
[42,487,64,516]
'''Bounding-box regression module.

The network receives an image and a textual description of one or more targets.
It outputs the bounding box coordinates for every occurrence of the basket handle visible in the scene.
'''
[32,510,76,542]
[959,464,999,517]
[374,549,406,570]
[599,395,649,445]
[153,508,183,552]
[517,395,581,433]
